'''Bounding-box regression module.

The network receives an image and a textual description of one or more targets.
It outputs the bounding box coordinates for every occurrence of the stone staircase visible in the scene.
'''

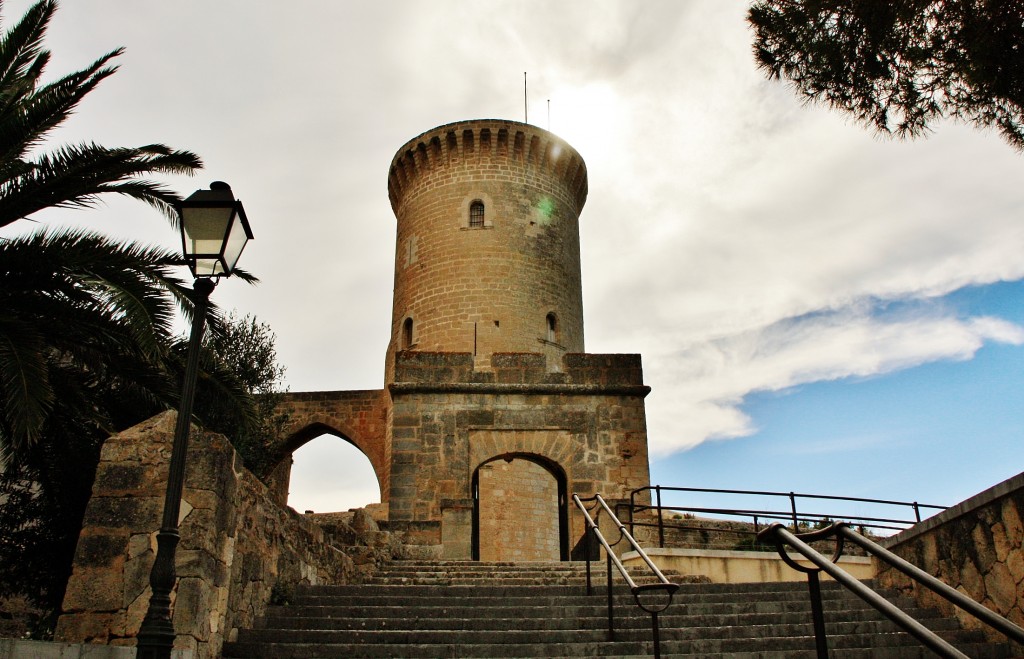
[222,560,1015,658]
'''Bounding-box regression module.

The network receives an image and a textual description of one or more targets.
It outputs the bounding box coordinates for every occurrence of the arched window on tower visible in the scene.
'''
[546,313,558,343]
[469,200,485,228]
[402,317,414,349]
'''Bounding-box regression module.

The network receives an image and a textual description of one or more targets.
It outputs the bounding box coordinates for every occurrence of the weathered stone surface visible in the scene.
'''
[350,509,378,534]
[56,411,380,659]
[878,473,1024,643]
[61,564,125,611]
[1002,497,1024,546]
[986,562,1017,613]
[54,612,125,644]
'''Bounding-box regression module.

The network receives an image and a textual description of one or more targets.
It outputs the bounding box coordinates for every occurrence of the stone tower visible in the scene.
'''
[385,119,588,380]
[382,120,652,560]
[272,119,652,561]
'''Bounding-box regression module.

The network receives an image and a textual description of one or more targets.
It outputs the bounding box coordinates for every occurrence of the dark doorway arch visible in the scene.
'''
[471,453,569,561]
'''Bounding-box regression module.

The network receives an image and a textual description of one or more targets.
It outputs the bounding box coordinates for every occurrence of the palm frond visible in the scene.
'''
[0,0,53,105]
[0,47,122,164]
[0,142,202,228]
[0,314,52,452]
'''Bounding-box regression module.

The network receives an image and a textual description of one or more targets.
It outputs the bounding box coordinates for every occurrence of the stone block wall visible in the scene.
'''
[877,471,1024,644]
[387,350,651,558]
[55,411,372,659]
[478,459,561,561]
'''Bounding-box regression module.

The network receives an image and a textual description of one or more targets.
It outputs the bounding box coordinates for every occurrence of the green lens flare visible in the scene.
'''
[536,196,556,224]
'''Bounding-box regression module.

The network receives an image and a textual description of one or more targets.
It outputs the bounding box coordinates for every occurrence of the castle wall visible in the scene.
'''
[385,120,588,379]
[55,412,360,659]
[271,389,389,502]
[876,471,1024,642]
[386,351,651,559]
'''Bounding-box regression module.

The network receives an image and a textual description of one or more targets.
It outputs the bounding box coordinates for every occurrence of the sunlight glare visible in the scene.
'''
[547,83,624,164]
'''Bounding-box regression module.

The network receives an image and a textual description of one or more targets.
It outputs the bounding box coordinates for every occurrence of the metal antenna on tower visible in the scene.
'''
[547,99,550,130]
[524,72,528,123]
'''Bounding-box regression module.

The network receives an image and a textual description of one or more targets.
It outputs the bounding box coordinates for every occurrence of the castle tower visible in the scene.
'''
[385,120,588,379]
[378,120,653,561]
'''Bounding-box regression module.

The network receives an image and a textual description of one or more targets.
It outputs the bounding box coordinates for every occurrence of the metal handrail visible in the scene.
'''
[757,522,1024,658]
[573,493,679,659]
[629,485,947,547]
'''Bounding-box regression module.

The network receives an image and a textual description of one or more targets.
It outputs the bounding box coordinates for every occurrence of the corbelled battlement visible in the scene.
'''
[387,119,588,215]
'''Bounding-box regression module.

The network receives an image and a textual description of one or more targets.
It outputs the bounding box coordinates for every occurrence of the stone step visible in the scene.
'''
[296,577,886,594]
[265,598,929,622]
[240,617,964,643]
[286,588,916,608]
[259,607,948,632]
[224,631,1006,659]
[221,561,1015,659]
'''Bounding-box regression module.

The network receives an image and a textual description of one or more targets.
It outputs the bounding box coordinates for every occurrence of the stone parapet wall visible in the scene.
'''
[625,548,874,584]
[877,471,1024,643]
[393,351,648,390]
[55,411,375,659]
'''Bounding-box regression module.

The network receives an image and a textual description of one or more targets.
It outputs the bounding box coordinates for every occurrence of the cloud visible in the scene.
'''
[5,0,1024,506]
[646,307,1024,455]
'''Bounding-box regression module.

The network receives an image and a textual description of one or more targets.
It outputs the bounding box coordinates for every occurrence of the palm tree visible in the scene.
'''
[0,1,256,632]
[0,229,190,458]
[0,0,201,229]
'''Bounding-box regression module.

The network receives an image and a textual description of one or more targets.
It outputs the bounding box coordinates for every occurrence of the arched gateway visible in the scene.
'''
[273,120,653,560]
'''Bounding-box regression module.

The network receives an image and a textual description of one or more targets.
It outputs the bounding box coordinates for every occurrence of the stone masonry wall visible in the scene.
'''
[55,411,371,659]
[478,458,561,561]
[388,351,651,558]
[876,471,1024,644]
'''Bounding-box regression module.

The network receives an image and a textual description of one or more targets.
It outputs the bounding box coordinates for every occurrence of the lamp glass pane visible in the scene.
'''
[192,257,224,277]
[222,213,250,272]
[181,206,233,258]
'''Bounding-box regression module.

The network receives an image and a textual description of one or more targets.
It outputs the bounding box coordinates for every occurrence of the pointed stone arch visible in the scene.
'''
[264,390,389,506]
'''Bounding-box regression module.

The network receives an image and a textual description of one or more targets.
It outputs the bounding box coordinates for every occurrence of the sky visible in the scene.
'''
[4,1,1023,522]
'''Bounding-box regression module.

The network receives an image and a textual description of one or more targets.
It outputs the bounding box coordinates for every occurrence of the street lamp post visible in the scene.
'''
[136,182,253,659]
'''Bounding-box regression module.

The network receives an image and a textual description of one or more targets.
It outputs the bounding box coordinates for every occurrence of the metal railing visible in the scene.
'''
[757,521,1024,658]
[572,493,678,659]
[627,485,947,548]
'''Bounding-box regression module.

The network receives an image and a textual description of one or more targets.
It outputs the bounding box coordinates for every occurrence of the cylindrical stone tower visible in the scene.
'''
[385,119,588,380]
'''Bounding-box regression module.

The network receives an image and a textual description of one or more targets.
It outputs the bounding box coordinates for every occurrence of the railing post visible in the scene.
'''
[807,571,829,659]
[656,485,664,548]
[790,491,799,531]
[628,492,635,536]
[606,549,615,641]
[651,610,662,659]
[913,501,921,522]
[584,525,593,595]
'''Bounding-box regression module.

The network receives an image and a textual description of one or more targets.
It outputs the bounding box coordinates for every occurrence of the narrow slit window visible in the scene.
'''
[469,200,485,228]
[402,317,414,349]
[546,313,557,342]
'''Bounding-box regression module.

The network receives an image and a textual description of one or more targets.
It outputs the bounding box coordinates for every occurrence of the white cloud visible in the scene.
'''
[646,309,1024,455]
